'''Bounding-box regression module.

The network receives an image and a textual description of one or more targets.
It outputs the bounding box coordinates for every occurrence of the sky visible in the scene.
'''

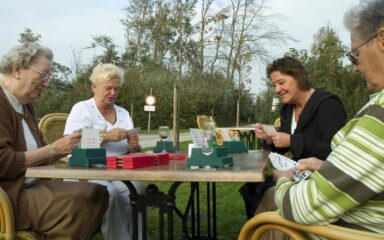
[0,0,360,93]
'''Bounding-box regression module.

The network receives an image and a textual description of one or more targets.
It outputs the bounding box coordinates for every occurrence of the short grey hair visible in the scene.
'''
[344,0,384,41]
[89,63,125,86]
[0,42,53,74]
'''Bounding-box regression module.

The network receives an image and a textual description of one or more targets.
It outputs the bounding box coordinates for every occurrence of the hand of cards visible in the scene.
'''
[127,127,141,135]
[268,152,311,181]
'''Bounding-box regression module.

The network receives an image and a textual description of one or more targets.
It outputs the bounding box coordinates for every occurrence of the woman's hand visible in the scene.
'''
[273,168,294,181]
[104,128,128,142]
[127,133,141,152]
[270,132,290,148]
[53,131,81,155]
[255,123,272,144]
[296,157,323,171]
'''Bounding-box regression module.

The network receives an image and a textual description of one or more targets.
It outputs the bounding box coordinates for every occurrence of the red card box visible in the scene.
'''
[106,156,118,169]
[152,153,170,165]
[106,155,155,169]
[121,154,155,169]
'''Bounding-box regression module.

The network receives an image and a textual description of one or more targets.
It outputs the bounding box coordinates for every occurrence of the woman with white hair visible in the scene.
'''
[0,42,109,240]
[64,63,146,240]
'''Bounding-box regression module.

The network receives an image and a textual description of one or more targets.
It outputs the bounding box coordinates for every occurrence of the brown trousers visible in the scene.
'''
[25,180,109,240]
[254,186,289,240]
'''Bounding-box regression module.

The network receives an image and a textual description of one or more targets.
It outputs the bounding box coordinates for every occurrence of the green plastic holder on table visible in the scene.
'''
[223,141,248,153]
[69,148,106,167]
[153,141,176,153]
[187,147,233,168]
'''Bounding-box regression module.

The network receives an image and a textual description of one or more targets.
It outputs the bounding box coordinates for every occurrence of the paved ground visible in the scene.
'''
[138,132,192,148]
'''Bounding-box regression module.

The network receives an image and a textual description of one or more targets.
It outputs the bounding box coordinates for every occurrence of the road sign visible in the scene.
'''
[144,105,155,112]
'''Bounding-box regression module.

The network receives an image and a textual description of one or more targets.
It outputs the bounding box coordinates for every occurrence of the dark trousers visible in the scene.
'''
[239,175,275,219]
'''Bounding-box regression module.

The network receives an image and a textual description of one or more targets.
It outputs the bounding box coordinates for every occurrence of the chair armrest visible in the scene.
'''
[0,187,16,235]
[238,211,384,240]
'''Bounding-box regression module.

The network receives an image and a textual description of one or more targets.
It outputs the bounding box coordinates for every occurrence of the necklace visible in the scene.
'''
[0,79,23,113]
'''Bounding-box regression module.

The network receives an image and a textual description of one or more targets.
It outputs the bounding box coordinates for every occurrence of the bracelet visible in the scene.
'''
[48,143,55,164]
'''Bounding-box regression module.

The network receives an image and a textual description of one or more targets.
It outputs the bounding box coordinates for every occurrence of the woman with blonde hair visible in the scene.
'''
[64,63,146,240]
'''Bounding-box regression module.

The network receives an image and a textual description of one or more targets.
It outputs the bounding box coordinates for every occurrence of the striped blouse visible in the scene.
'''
[275,90,384,239]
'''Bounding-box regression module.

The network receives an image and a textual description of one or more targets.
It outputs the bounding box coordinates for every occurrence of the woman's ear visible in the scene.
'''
[12,65,21,80]
[378,28,384,50]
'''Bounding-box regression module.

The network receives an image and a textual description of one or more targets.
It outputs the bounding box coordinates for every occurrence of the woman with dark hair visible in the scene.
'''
[240,56,347,219]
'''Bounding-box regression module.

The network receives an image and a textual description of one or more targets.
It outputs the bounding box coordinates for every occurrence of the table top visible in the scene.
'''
[26,151,268,183]
[217,126,255,131]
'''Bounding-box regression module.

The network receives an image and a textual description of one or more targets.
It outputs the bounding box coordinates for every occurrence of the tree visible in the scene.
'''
[87,35,122,65]
[19,28,41,43]
[121,0,154,67]
[297,25,368,118]
[215,0,290,125]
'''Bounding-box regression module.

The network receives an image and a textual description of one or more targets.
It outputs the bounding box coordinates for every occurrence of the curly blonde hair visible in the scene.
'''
[89,63,125,86]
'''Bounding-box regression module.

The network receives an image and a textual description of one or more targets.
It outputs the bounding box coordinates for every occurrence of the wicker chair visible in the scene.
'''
[238,211,383,240]
[38,113,68,144]
[274,117,281,129]
[0,187,40,240]
[196,115,211,130]
[196,115,224,145]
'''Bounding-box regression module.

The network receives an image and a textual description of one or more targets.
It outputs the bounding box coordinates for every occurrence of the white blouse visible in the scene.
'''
[64,98,135,156]
[291,108,297,134]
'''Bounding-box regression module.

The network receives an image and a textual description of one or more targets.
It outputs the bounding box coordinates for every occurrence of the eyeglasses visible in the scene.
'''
[29,66,51,81]
[346,34,377,65]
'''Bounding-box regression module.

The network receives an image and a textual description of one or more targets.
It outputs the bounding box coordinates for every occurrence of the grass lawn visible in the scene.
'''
[145,182,246,239]
[92,141,248,239]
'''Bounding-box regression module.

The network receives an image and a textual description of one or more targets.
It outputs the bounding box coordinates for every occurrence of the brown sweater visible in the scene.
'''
[0,88,47,229]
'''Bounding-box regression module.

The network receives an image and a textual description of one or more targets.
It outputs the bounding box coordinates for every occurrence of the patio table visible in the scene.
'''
[26,150,268,239]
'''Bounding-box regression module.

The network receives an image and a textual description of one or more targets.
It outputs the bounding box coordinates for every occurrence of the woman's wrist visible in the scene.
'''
[48,143,56,164]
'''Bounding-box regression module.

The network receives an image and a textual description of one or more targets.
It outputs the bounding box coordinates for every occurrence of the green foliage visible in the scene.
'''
[19,28,41,43]
[30,1,283,127]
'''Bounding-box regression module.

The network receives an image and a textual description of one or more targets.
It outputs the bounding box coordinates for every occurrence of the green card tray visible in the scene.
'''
[223,141,248,153]
[153,141,176,153]
[187,147,233,168]
[69,148,106,167]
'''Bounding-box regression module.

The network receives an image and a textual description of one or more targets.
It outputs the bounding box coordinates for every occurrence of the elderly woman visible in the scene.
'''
[0,42,109,239]
[264,1,384,239]
[64,63,146,240]
[240,56,347,219]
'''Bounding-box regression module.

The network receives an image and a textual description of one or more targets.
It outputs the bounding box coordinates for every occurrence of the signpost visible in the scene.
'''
[144,89,156,132]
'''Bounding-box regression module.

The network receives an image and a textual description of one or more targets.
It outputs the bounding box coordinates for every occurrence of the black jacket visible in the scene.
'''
[266,89,347,160]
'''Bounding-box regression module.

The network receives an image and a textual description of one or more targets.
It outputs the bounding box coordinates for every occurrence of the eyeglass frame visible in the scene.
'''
[346,34,377,65]
[29,66,51,81]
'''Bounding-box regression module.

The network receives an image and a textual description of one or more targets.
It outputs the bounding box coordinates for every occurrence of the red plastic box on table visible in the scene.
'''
[106,156,119,169]
[106,154,155,169]
[169,153,188,161]
[152,152,170,165]
[121,154,155,169]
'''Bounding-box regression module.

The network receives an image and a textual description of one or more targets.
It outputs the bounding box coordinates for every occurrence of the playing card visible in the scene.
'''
[127,127,141,135]
[269,152,296,170]
[262,124,277,136]
[268,152,312,182]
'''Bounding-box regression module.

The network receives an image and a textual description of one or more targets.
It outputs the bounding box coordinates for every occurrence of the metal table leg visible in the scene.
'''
[124,181,147,240]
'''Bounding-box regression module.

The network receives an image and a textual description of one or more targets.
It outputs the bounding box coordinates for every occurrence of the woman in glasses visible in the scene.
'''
[0,42,109,239]
[240,56,347,220]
